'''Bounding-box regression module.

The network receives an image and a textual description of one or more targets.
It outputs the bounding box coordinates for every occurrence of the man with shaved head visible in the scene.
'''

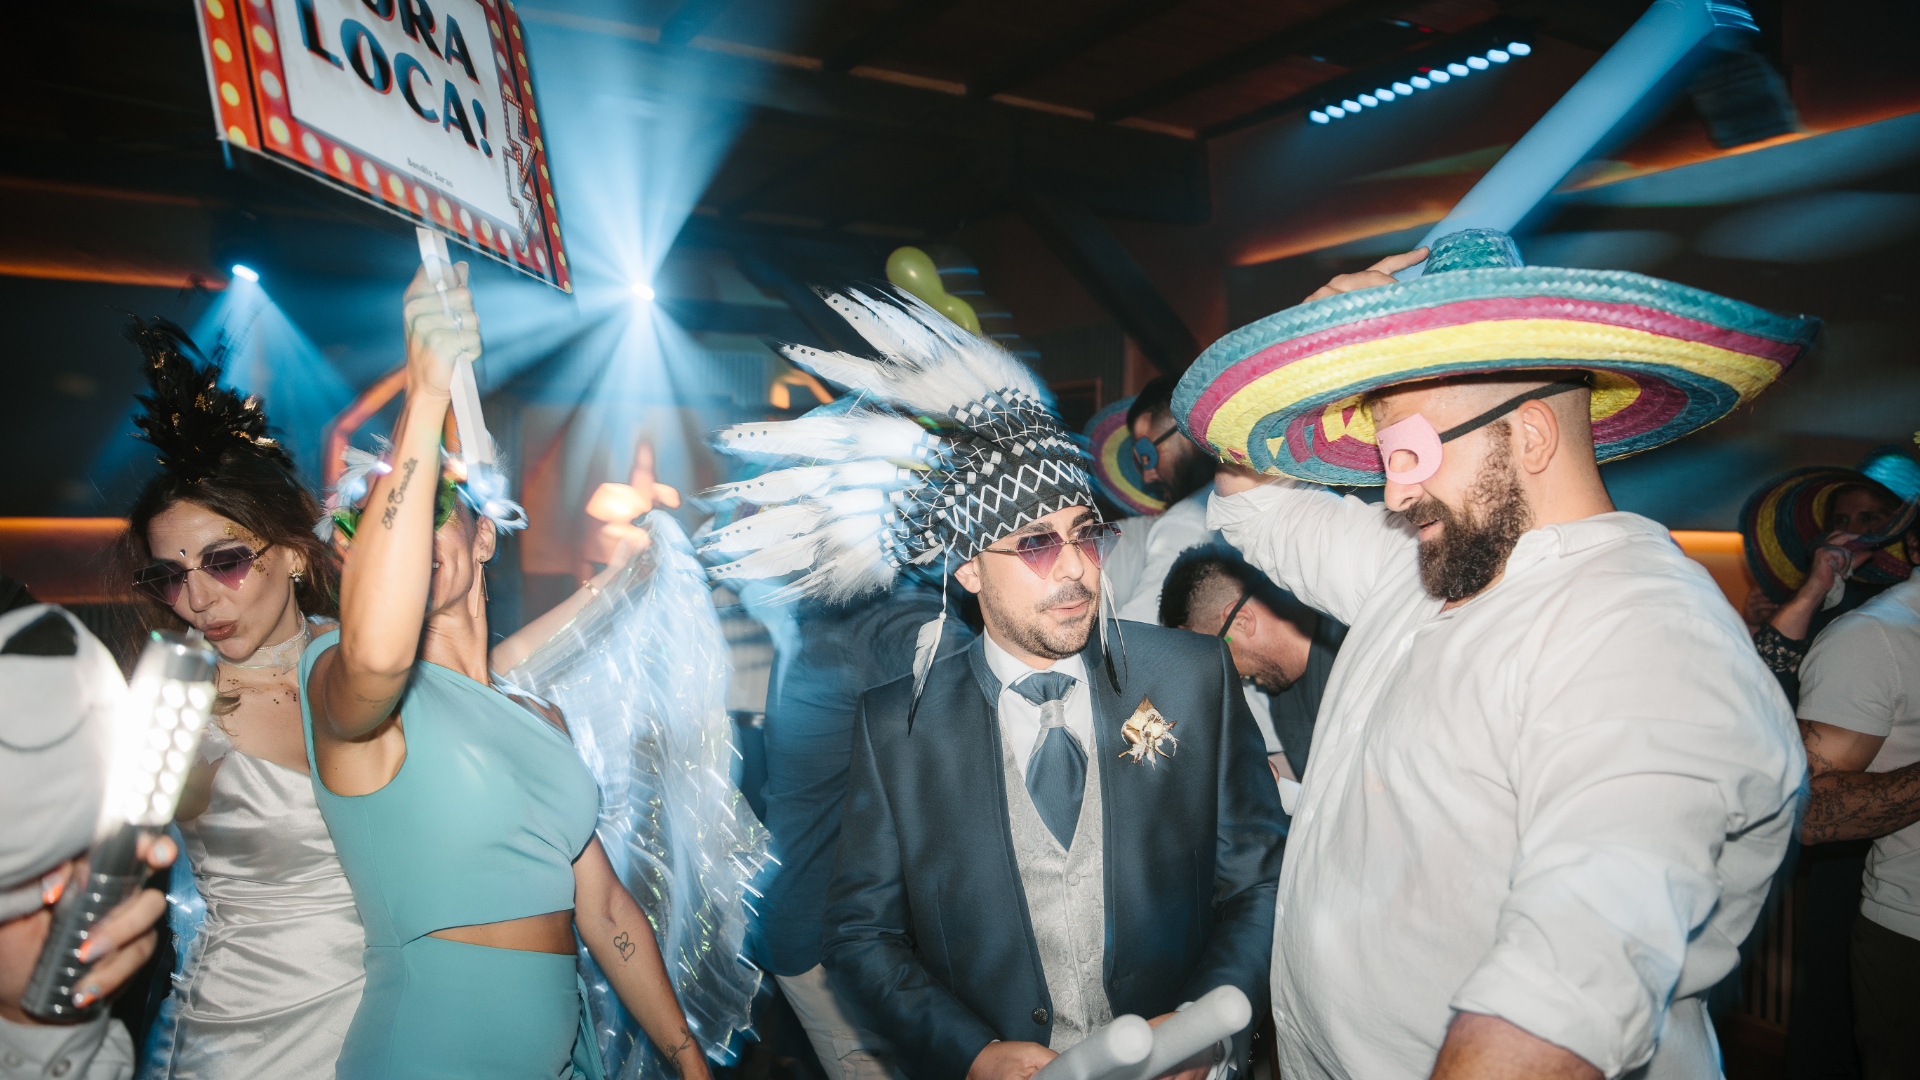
[1174,232,1820,1080]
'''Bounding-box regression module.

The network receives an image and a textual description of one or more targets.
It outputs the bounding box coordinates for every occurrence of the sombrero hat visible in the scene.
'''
[1083,397,1168,516]
[1740,461,1914,604]
[1173,228,1822,485]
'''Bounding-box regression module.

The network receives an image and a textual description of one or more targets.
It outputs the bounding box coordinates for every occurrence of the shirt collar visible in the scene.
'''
[1503,511,1669,576]
[982,629,1089,693]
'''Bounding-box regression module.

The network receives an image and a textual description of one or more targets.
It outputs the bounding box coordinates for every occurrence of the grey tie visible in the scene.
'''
[1012,671,1085,849]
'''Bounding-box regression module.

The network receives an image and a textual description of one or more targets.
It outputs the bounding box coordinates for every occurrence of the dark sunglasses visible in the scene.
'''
[981,522,1122,577]
[1131,423,1183,472]
[1218,590,1254,639]
[133,544,270,605]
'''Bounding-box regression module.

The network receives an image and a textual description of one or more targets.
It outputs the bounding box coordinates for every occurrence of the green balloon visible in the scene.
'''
[886,246,980,334]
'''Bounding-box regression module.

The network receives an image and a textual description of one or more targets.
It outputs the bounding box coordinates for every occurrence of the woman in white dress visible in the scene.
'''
[112,320,362,1080]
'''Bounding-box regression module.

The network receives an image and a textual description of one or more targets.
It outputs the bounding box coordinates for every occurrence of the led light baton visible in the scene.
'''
[21,630,217,1020]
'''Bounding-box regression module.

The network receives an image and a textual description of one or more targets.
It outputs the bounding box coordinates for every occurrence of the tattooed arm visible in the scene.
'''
[1799,720,1920,844]
[573,836,711,1079]
[310,264,481,796]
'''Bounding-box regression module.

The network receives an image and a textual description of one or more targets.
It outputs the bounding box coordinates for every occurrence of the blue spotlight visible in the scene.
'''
[1325,105,1346,118]
[1392,81,1414,95]
[230,264,259,282]
[1429,69,1451,83]
[1374,87,1396,101]
[1342,98,1363,112]
[1467,55,1490,70]
[1448,62,1471,76]
[1509,41,1531,56]
[1309,110,1331,123]
[1411,75,1432,89]
[631,282,655,302]
[1487,48,1511,63]
[1359,93,1379,107]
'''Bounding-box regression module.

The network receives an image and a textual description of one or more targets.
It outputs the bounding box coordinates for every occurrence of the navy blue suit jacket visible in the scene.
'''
[822,621,1284,1079]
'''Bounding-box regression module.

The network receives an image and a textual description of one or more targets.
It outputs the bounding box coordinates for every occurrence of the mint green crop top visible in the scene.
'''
[298,630,600,946]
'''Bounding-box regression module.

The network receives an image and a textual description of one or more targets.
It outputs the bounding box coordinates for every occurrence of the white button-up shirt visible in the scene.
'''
[982,633,1094,777]
[1211,481,1802,1080]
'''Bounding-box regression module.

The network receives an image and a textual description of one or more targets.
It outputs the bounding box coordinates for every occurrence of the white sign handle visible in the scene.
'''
[416,227,494,464]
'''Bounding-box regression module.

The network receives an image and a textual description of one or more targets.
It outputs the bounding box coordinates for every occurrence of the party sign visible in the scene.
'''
[195,0,571,291]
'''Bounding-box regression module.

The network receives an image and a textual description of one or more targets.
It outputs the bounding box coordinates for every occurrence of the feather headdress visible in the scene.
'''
[702,290,1104,707]
[128,317,290,482]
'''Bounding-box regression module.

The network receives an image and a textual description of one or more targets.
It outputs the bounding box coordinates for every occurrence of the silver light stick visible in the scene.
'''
[21,631,217,1020]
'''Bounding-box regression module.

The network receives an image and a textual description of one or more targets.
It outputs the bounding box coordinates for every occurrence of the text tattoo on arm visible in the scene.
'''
[380,457,420,529]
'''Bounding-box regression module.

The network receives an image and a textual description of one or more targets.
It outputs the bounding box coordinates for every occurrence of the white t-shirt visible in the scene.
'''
[1799,575,1920,939]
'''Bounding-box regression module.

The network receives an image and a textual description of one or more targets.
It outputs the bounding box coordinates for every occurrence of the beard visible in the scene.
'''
[1150,442,1217,505]
[1249,667,1298,695]
[998,579,1098,661]
[1401,425,1531,602]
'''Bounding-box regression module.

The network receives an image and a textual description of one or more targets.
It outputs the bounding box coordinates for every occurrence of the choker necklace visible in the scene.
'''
[224,620,312,674]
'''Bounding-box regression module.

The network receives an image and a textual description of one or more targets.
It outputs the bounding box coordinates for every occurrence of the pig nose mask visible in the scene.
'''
[1373,377,1591,485]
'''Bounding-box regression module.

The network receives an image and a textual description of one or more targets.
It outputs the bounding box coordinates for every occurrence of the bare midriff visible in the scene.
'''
[429,910,575,954]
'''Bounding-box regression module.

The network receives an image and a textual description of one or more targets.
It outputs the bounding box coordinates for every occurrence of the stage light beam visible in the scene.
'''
[631,283,655,302]
[230,264,259,282]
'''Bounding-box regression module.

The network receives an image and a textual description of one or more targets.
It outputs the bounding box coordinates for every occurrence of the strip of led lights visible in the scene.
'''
[1309,42,1532,124]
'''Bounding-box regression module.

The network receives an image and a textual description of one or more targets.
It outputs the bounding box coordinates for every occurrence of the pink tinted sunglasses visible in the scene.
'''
[1374,377,1588,484]
[133,544,269,605]
[981,521,1122,577]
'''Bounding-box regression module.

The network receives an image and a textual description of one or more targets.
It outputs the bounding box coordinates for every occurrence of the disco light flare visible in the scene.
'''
[1310,42,1531,125]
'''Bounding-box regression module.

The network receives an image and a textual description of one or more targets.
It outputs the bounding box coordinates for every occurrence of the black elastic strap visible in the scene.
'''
[1437,376,1591,444]
[1218,590,1254,639]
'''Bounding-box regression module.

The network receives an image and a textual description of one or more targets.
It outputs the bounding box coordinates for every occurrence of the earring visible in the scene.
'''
[290,569,304,585]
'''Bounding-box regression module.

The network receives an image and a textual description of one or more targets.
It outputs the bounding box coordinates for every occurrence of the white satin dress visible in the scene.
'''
[152,747,365,1079]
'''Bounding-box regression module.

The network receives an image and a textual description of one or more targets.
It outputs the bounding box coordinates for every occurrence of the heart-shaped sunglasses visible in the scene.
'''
[132,544,270,605]
[980,522,1122,577]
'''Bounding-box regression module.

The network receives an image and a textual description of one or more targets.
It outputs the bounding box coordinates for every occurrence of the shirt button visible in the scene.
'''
[51,1060,73,1077]
[1066,872,1080,886]
[1032,1007,1050,1024]
[1276,903,1285,919]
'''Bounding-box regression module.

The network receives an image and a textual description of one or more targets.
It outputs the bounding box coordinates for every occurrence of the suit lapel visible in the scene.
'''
[1080,631,1138,989]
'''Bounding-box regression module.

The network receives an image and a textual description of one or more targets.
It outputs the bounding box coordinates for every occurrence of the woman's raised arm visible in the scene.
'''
[313,263,480,740]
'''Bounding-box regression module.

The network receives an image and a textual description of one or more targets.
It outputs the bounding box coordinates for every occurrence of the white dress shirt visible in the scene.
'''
[1211,481,1802,1080]
[982,633,1094,777]
[1111,485,1221,625]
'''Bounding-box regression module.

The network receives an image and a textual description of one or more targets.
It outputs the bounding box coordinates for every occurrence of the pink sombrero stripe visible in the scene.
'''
[1188,297,1804,441]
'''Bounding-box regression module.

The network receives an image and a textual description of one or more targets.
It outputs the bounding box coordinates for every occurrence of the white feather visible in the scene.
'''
[910,611,946,702]
[699,503,825,554]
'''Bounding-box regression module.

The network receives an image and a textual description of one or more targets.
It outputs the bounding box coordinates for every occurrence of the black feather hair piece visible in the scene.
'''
[127,316,292,483]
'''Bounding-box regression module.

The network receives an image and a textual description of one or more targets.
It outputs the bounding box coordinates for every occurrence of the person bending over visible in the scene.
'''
[1158,548,1345,786]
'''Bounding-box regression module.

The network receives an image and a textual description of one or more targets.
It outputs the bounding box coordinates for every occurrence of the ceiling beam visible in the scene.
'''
[821,0,971,74]
[1017,192,1198,374]
[714,135,851,216]
[658,0,735,47]
[523,11,1211,225]
[1199,15,1531,139]
[967,0,1192,100]
[1094,0,1419,122]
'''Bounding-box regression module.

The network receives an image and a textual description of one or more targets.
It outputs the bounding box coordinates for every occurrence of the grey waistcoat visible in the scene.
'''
[997,712,1113,1052]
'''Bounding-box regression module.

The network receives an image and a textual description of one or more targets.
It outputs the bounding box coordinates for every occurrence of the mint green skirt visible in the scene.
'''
[337,936,605,1079]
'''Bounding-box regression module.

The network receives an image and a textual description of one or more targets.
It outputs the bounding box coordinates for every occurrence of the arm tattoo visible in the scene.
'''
[380,457,420,529]
[663,1026,694,1076]
[613,931,636,962]
[1801,721,1920,844]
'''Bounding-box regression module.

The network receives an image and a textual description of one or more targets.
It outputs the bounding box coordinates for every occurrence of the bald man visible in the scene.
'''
[1192,246,1804,1080]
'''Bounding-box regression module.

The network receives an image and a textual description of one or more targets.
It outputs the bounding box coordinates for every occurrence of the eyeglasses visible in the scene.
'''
[981,522,1122,577]
[1218,590,1254,639]
[1130,423,1183,472]
[132,545,270,605]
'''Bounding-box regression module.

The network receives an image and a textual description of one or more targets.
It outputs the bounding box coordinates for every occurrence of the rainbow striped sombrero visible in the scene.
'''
[1083,397,1168,516]
[1741,461,1914,604]
[1173,229,1822,485]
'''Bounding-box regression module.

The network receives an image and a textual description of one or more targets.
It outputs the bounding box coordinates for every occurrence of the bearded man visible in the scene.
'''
[1172,230,1818,1080]
[703,292,1284,1080]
